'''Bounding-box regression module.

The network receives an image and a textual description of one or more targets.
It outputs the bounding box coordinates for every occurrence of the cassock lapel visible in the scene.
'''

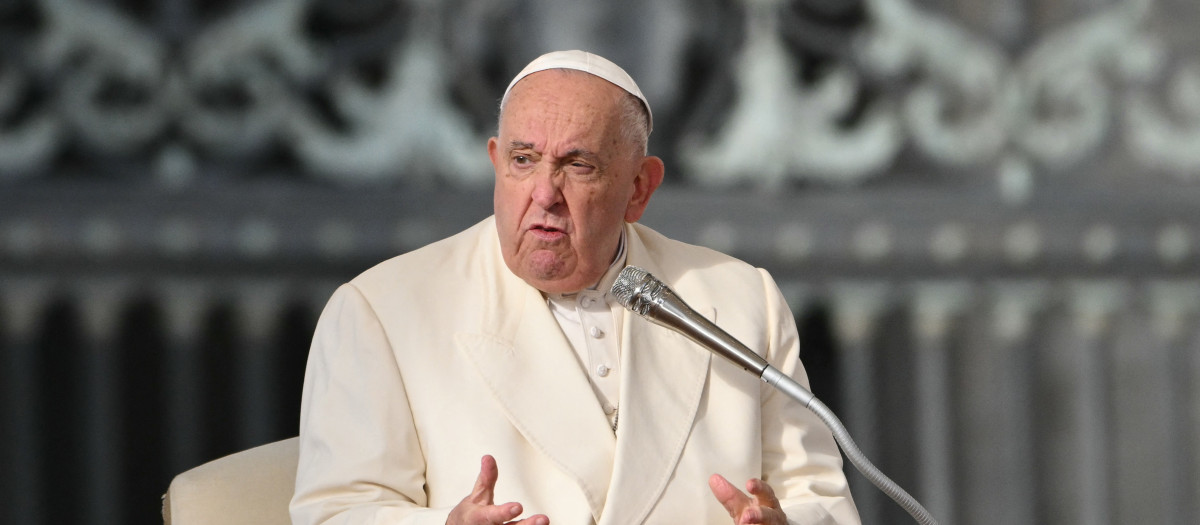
[454,264,617,520]
[597,229,714,525]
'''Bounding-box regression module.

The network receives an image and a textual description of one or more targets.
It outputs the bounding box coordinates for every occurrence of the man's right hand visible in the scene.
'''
[446,455,549,525]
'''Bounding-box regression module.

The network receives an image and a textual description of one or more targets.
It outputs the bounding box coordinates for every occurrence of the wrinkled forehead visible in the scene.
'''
[498,71,626,152]
[503,69,624,115]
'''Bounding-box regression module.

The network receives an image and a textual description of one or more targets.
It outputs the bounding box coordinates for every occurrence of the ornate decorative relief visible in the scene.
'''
[1127,58,1200,178]
[288,34,492,186]
[0,0,1198,188]
[680,0,899,187]
[0,0,491,184]
[686,0,1200,188]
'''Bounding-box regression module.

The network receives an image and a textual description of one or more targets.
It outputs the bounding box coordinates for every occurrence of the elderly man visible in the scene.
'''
[290,51,860,525]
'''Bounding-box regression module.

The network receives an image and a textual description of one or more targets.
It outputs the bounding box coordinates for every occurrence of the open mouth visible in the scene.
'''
[530,225,566,240]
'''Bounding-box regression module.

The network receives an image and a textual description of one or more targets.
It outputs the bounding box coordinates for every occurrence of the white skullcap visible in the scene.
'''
[501,50,653,133]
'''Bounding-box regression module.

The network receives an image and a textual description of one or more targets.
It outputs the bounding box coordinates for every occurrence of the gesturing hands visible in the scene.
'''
[447,455,549,525]
[708,473,787,525]
[447,456,784,525]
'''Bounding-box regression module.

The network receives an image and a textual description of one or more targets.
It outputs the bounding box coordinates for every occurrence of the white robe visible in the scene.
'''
[290,217,860,524]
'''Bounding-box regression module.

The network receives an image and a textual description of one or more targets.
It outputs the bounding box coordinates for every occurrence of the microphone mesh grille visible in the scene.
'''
[610,266,650,309]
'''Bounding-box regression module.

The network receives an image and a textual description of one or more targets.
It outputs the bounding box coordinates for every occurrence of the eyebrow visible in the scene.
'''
[507,142,600,162]
[563,148,599,161]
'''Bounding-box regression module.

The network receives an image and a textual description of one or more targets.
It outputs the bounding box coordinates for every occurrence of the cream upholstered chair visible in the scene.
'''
[162,437,299,525]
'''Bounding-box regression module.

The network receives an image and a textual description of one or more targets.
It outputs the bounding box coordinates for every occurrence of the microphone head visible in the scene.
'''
[610,266,663,316]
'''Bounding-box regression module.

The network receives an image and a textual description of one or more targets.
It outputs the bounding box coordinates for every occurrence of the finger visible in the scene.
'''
[476,502,522,524]
[512,514,549,525]
[470,455,499,505]
[745,478,780,509]
[708,473,751,518]
[740,505,764,524]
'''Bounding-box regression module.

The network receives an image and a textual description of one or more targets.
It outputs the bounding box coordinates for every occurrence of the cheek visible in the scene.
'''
[494,180,526,220]
[578,188,629,225]
[567,193,623,248]
[494,185,523,248]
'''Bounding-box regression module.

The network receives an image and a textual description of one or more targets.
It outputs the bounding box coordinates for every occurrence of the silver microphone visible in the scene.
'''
[609,266,770,376]
[609,265,939,525]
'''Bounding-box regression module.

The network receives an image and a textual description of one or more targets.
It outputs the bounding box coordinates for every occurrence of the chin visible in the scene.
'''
[525,272,575,292]
[523,270,588,294]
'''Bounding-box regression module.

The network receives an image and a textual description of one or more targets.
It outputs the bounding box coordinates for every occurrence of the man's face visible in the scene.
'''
[489,70,662,294]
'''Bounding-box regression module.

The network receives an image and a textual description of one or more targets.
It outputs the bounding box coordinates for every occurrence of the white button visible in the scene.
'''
[603,403,616,415]
[590,326,605,338]
[581,296,596,307]
[596,364,610,377]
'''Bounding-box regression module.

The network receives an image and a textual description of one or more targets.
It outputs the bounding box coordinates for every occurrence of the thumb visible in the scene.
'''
[469,455,499,505]
[709,473,750,518]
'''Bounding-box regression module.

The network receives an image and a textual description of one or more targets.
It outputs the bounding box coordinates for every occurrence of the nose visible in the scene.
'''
[530,167,565,210]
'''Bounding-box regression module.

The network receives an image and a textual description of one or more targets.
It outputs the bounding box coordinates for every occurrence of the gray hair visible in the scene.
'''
[615,90,651,156]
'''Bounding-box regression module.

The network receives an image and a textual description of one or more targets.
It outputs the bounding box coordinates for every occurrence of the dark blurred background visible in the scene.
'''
[1,0,1199,523]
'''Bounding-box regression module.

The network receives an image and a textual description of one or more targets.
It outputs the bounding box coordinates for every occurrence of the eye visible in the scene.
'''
[511,154,535,170]
[568,161,596,175]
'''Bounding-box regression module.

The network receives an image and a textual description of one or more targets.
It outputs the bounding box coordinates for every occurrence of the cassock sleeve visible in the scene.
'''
[290,283,452,525]
[756,269,862,524]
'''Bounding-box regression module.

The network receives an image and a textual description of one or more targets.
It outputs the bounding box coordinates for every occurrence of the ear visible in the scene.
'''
[487,136,501,170]
[624,155,665,223]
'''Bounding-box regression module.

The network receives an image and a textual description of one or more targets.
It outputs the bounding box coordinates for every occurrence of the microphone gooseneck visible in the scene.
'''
[610,266,938,525]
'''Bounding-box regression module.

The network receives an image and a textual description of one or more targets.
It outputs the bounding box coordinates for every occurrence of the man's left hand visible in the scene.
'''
[708,474,787,525]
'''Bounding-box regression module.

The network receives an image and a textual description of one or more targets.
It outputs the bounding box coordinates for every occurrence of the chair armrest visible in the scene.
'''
[162,437,299,525]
